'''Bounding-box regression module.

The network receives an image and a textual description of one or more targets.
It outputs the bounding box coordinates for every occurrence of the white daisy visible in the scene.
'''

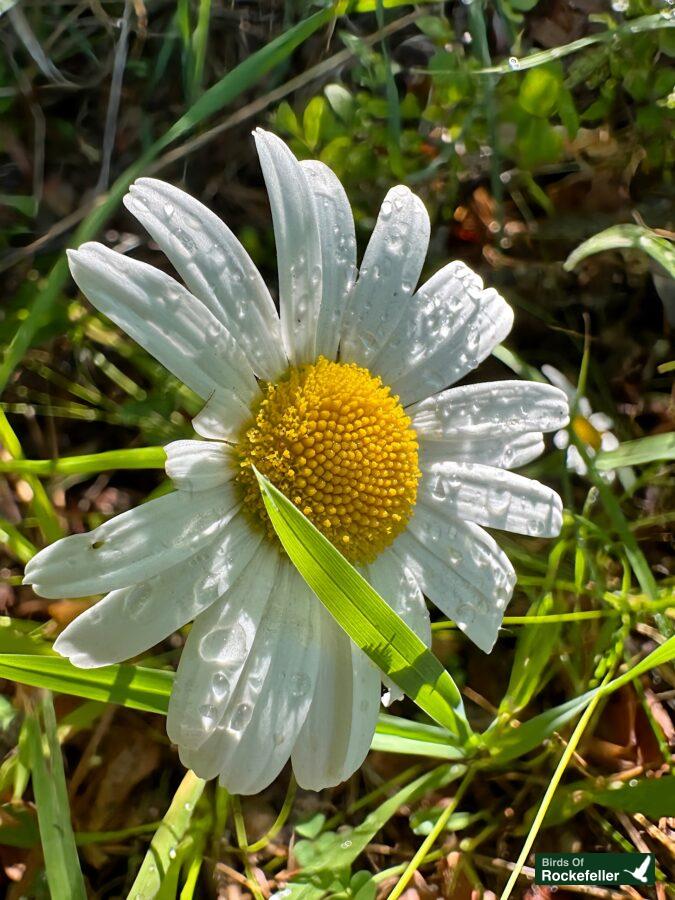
[542,365,618,482]
[24,130,569,795]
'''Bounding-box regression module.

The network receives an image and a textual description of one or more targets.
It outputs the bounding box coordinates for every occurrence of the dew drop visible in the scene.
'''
[200,625,247,663]
[168,846,177,860]
[199,703,217,725]
[229,702,253,732]
[508,56,520,70]
[211,671,230,701]
[290,672,312,698]
[341,839,353,849]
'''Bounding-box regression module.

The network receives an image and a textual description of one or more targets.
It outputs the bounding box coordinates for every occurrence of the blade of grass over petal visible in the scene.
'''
[564,224,675,278]
[0,8,335,395]
[25,692,87,900]
[127,769,205,900]
[0,655,172,714]
[254,469,471,742]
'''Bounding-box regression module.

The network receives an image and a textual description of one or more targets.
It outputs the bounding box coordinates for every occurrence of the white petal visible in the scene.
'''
[600,430,619,451]
[254,129,322,366]
[541,364,576,401]
[589,412,614,433]
[53,513,261,668]
[396,506,516,653]
[366,548,431,705]
[300,160,357,362]
[124,179,287,381]
[410,381,569,439]
[419,461,563,537]
[24,486,238,598]
[340,186,430,367]
[419,432,545,470]
[369,261,513,406]
[171,556,321,795]
[167,541,280,757]
[291,606,380,791]
[165,439,235,491]
[68,243,260,440]
[553,429,569,450]
[366,549,431,646]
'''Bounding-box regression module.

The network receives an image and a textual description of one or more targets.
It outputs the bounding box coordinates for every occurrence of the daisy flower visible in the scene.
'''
[24,130,569,795]
[542,365,618,482]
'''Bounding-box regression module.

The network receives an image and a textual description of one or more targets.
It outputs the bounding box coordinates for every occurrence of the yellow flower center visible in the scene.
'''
[235,356,420,565]
[572,415,602,451]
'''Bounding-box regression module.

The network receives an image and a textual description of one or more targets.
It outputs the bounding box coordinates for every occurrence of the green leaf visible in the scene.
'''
[372,714,466,760]
[303,96,330,150]
[324,84,355,124]
[25,693,87,900]
[595,432,675,470]
[293,765,464,878]
[254,469,472,742]
[0,655,172,714]
[564,224,675,277]
[498,594,561,715]
[540,775,675,828]
[127,769,205,900]
[518,68,561,116]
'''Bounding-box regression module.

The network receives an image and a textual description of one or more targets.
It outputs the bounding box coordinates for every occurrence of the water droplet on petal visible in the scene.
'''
[229,702,253,732]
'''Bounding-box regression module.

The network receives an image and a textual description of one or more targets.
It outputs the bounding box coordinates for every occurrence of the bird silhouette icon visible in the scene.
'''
[623,856,650,883]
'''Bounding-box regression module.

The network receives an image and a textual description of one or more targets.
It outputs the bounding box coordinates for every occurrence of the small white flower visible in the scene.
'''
[542,365,618,481]
[24,130,569,795]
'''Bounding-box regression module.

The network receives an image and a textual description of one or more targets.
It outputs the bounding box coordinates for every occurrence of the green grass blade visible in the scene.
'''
[127,769,206,900]
[0,655,172,714]
[0,8,335,396]
[571,434,658,600]
[0,446,167,477]
[25,692,87,900]
[595,432,675,470]
[254,469,471,742]
[474,13,675,75]
[564,223,675,277]
[487,634,675,763]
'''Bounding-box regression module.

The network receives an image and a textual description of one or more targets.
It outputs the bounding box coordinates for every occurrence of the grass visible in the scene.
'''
[0,1,674,898]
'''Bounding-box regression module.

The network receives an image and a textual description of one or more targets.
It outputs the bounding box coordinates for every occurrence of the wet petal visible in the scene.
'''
[291,606,380,791]
[165,440,235,491]
[395,506,516,653]
[410,381,569,439]
[53,513,261,667]
[172,556,321,795]
[419,461,564,537]
[419,432,546,470]
[254,129,322,366]
[68,243,259,440]
[24,486,238,598]
[370,261,513,406]
[340,186,430,367]
[300,160,357,362]
[124,178,287,381]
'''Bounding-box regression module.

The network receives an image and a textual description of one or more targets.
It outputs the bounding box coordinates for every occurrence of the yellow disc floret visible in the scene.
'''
[236,356,420,565]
